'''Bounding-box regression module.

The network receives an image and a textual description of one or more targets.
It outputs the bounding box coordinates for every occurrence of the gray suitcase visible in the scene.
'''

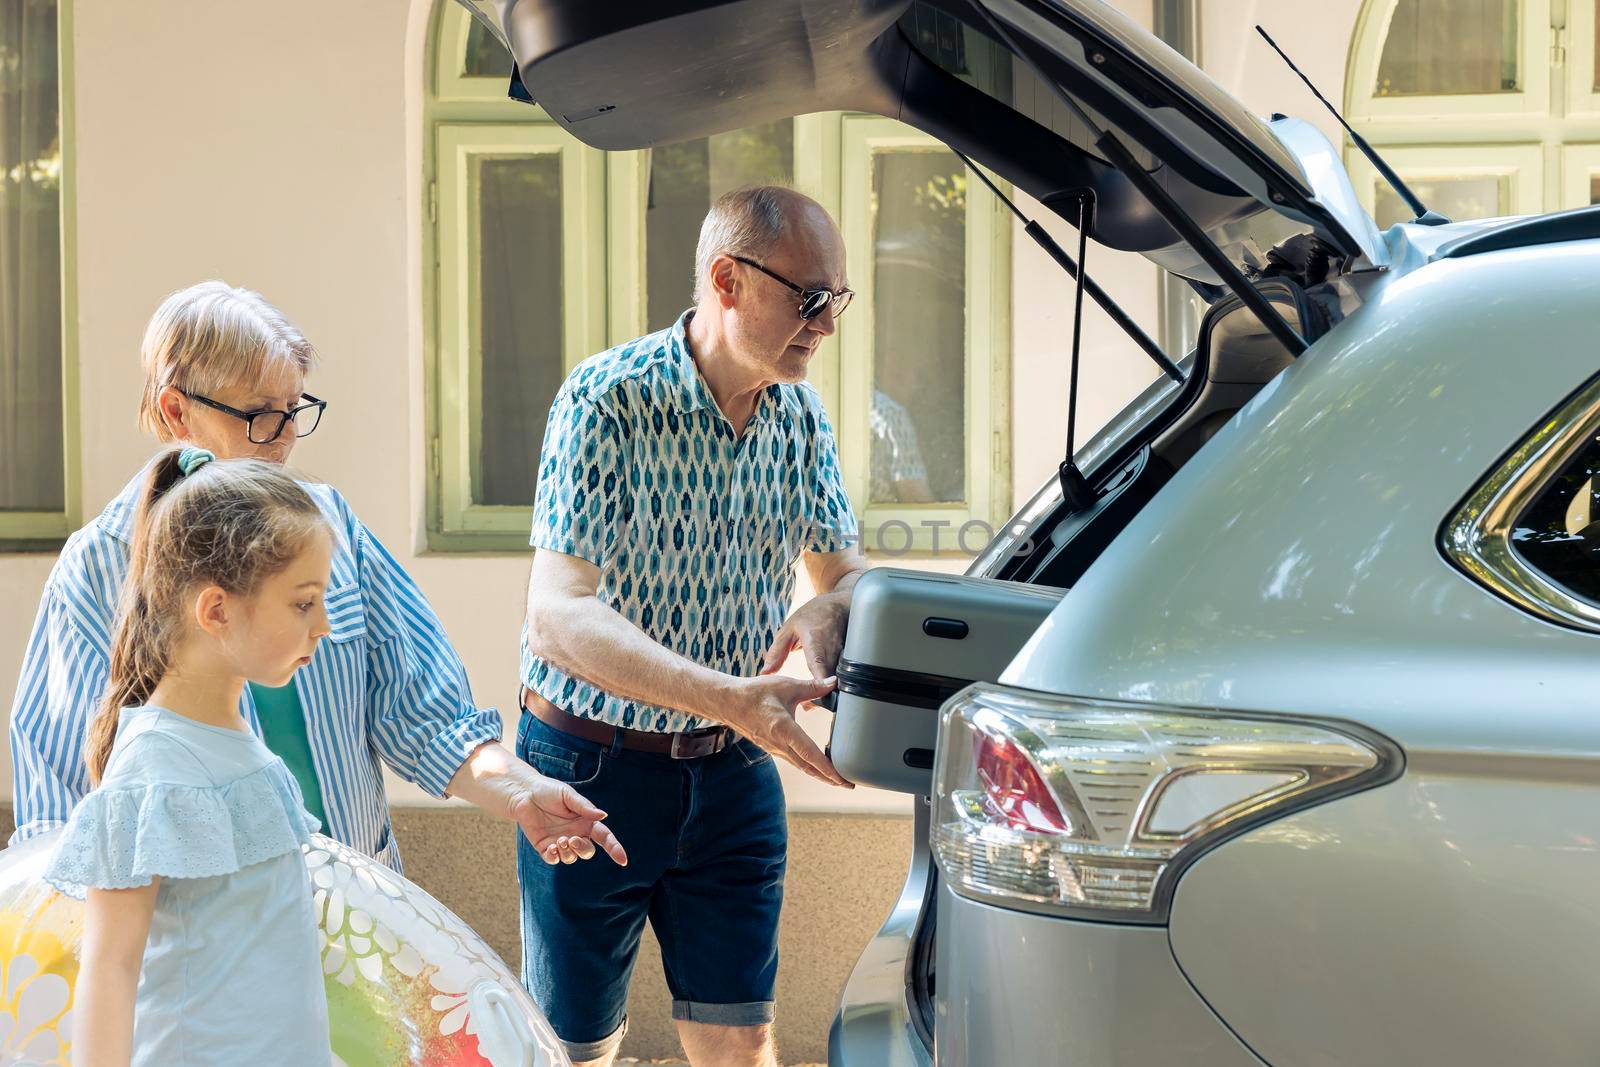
[827,568,1066,794]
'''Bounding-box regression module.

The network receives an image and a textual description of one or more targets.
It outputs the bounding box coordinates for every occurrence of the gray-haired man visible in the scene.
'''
[516,186,868,1067]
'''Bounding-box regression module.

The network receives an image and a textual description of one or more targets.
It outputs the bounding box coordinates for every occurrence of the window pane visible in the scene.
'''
[1373,175,1506,228]
[871,151,966,506]
[1375,0,1519,96]
[463,16,513,79]
[1512,431,1600,605]
[0,0,64,512]
[477,155,563,507]
[645,121,793,332]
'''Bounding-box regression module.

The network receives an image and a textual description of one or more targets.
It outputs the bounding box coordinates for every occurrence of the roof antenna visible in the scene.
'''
[1255,24,1449,226]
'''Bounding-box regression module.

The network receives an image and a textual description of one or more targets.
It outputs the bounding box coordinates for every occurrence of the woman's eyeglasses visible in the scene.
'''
[729,255,854,321]
[180,390,327,444]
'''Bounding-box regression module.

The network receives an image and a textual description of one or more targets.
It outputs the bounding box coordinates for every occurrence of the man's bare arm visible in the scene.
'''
[524,549,851,787]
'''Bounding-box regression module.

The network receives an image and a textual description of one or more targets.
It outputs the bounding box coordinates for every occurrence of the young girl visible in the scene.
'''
[44,445,335,1067]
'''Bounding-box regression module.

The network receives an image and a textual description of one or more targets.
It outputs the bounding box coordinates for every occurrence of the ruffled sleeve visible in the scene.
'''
[44,746,319,896]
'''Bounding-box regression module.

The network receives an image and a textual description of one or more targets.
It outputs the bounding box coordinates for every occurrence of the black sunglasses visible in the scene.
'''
[180,390,327,445]
[729,255,854,321]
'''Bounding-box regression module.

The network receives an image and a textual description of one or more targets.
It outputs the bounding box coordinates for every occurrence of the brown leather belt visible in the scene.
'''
[519,687,733,759]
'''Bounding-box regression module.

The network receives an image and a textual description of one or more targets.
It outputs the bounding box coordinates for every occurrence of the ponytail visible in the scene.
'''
[86,450,188,783]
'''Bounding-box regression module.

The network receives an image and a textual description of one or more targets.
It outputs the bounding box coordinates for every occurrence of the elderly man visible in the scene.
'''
[10,281,625,871]
[518,186,868,1067]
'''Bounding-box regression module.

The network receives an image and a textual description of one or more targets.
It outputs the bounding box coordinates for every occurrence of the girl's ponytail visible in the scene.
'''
[86,449,191,784]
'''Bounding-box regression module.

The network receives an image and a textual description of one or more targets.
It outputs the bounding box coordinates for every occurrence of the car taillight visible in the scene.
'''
[974,730,1068,834]
[933,684,1400,922]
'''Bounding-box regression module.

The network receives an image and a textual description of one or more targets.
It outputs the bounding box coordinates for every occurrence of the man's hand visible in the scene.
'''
[510,774,629,867]
[760,591,850,680]
[719,674,853,789]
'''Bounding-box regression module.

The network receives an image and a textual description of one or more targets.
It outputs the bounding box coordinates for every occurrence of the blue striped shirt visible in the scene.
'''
[8,473,503,872]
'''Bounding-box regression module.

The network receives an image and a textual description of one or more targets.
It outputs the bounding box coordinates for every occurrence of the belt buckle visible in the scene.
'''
[670,728,726,760]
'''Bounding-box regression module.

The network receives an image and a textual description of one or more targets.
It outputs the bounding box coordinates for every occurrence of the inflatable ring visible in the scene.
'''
[0,831,570,1067]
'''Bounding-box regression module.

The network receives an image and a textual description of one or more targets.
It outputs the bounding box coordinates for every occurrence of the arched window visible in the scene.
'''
[1345,0,1600,228]
[424,3,1011,551]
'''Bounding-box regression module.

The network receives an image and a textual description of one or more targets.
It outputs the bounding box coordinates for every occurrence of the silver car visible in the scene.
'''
[470,0,1600,1063]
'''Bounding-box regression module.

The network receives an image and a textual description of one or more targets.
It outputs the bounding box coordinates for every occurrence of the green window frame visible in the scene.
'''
[425,4,1010,553]
[1,0,80,550]
[432,122,606,540]
[1345,0,1600,221]
[837,116,1010,550]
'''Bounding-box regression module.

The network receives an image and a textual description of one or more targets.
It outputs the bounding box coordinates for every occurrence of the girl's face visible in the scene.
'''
[224,527,335,688]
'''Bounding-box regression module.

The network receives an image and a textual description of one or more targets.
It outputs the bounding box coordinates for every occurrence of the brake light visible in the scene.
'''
[974,729,1067,834]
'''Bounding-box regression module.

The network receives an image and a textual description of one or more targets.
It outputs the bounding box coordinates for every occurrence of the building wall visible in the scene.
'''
[0,0,1367,1060]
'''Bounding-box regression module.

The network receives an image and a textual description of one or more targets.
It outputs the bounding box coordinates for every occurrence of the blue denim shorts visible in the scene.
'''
[515,711,788,1061]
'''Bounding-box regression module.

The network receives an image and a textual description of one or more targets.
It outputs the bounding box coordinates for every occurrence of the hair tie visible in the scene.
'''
[177,447,215,476]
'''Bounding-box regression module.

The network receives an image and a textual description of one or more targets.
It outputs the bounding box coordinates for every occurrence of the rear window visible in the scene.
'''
[1513,432,1600,603]
[897,1,1155,170]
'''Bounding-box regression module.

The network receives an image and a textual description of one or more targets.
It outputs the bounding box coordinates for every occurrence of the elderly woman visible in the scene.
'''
[9,281,625,870]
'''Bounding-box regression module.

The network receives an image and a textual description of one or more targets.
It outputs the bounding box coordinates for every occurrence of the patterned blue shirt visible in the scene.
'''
[8,473,504,872]
[521,312,858,733]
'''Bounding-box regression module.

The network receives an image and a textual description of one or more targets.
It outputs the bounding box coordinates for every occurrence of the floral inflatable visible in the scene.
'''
[0,831,569,1067]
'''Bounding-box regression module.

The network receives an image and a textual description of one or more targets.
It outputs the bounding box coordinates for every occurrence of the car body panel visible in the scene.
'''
[1170,774,1600,1066]
[977,238,1600,1064]
[1263,117,1386,269]
[1003,240,1600,756]
[935,886,1265,1066]
[829,804,935,1067]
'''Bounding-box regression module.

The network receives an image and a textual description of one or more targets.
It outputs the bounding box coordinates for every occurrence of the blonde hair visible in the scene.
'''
[138,282,319,440]
[86,448,328,784]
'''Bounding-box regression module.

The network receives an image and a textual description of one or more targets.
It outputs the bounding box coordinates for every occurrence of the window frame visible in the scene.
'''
[1567,0,1600,120]
[1560,142,1600,204]
[1346,0,1600,220]
[1,0,81,551]
[1443,370,1600,634]
[1345,142,1545,227]
[433,122,606,539]
[1346,0,1553,126]
[424,3,1012,555]
[838,115,1011,552]
[433,7,525,112]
